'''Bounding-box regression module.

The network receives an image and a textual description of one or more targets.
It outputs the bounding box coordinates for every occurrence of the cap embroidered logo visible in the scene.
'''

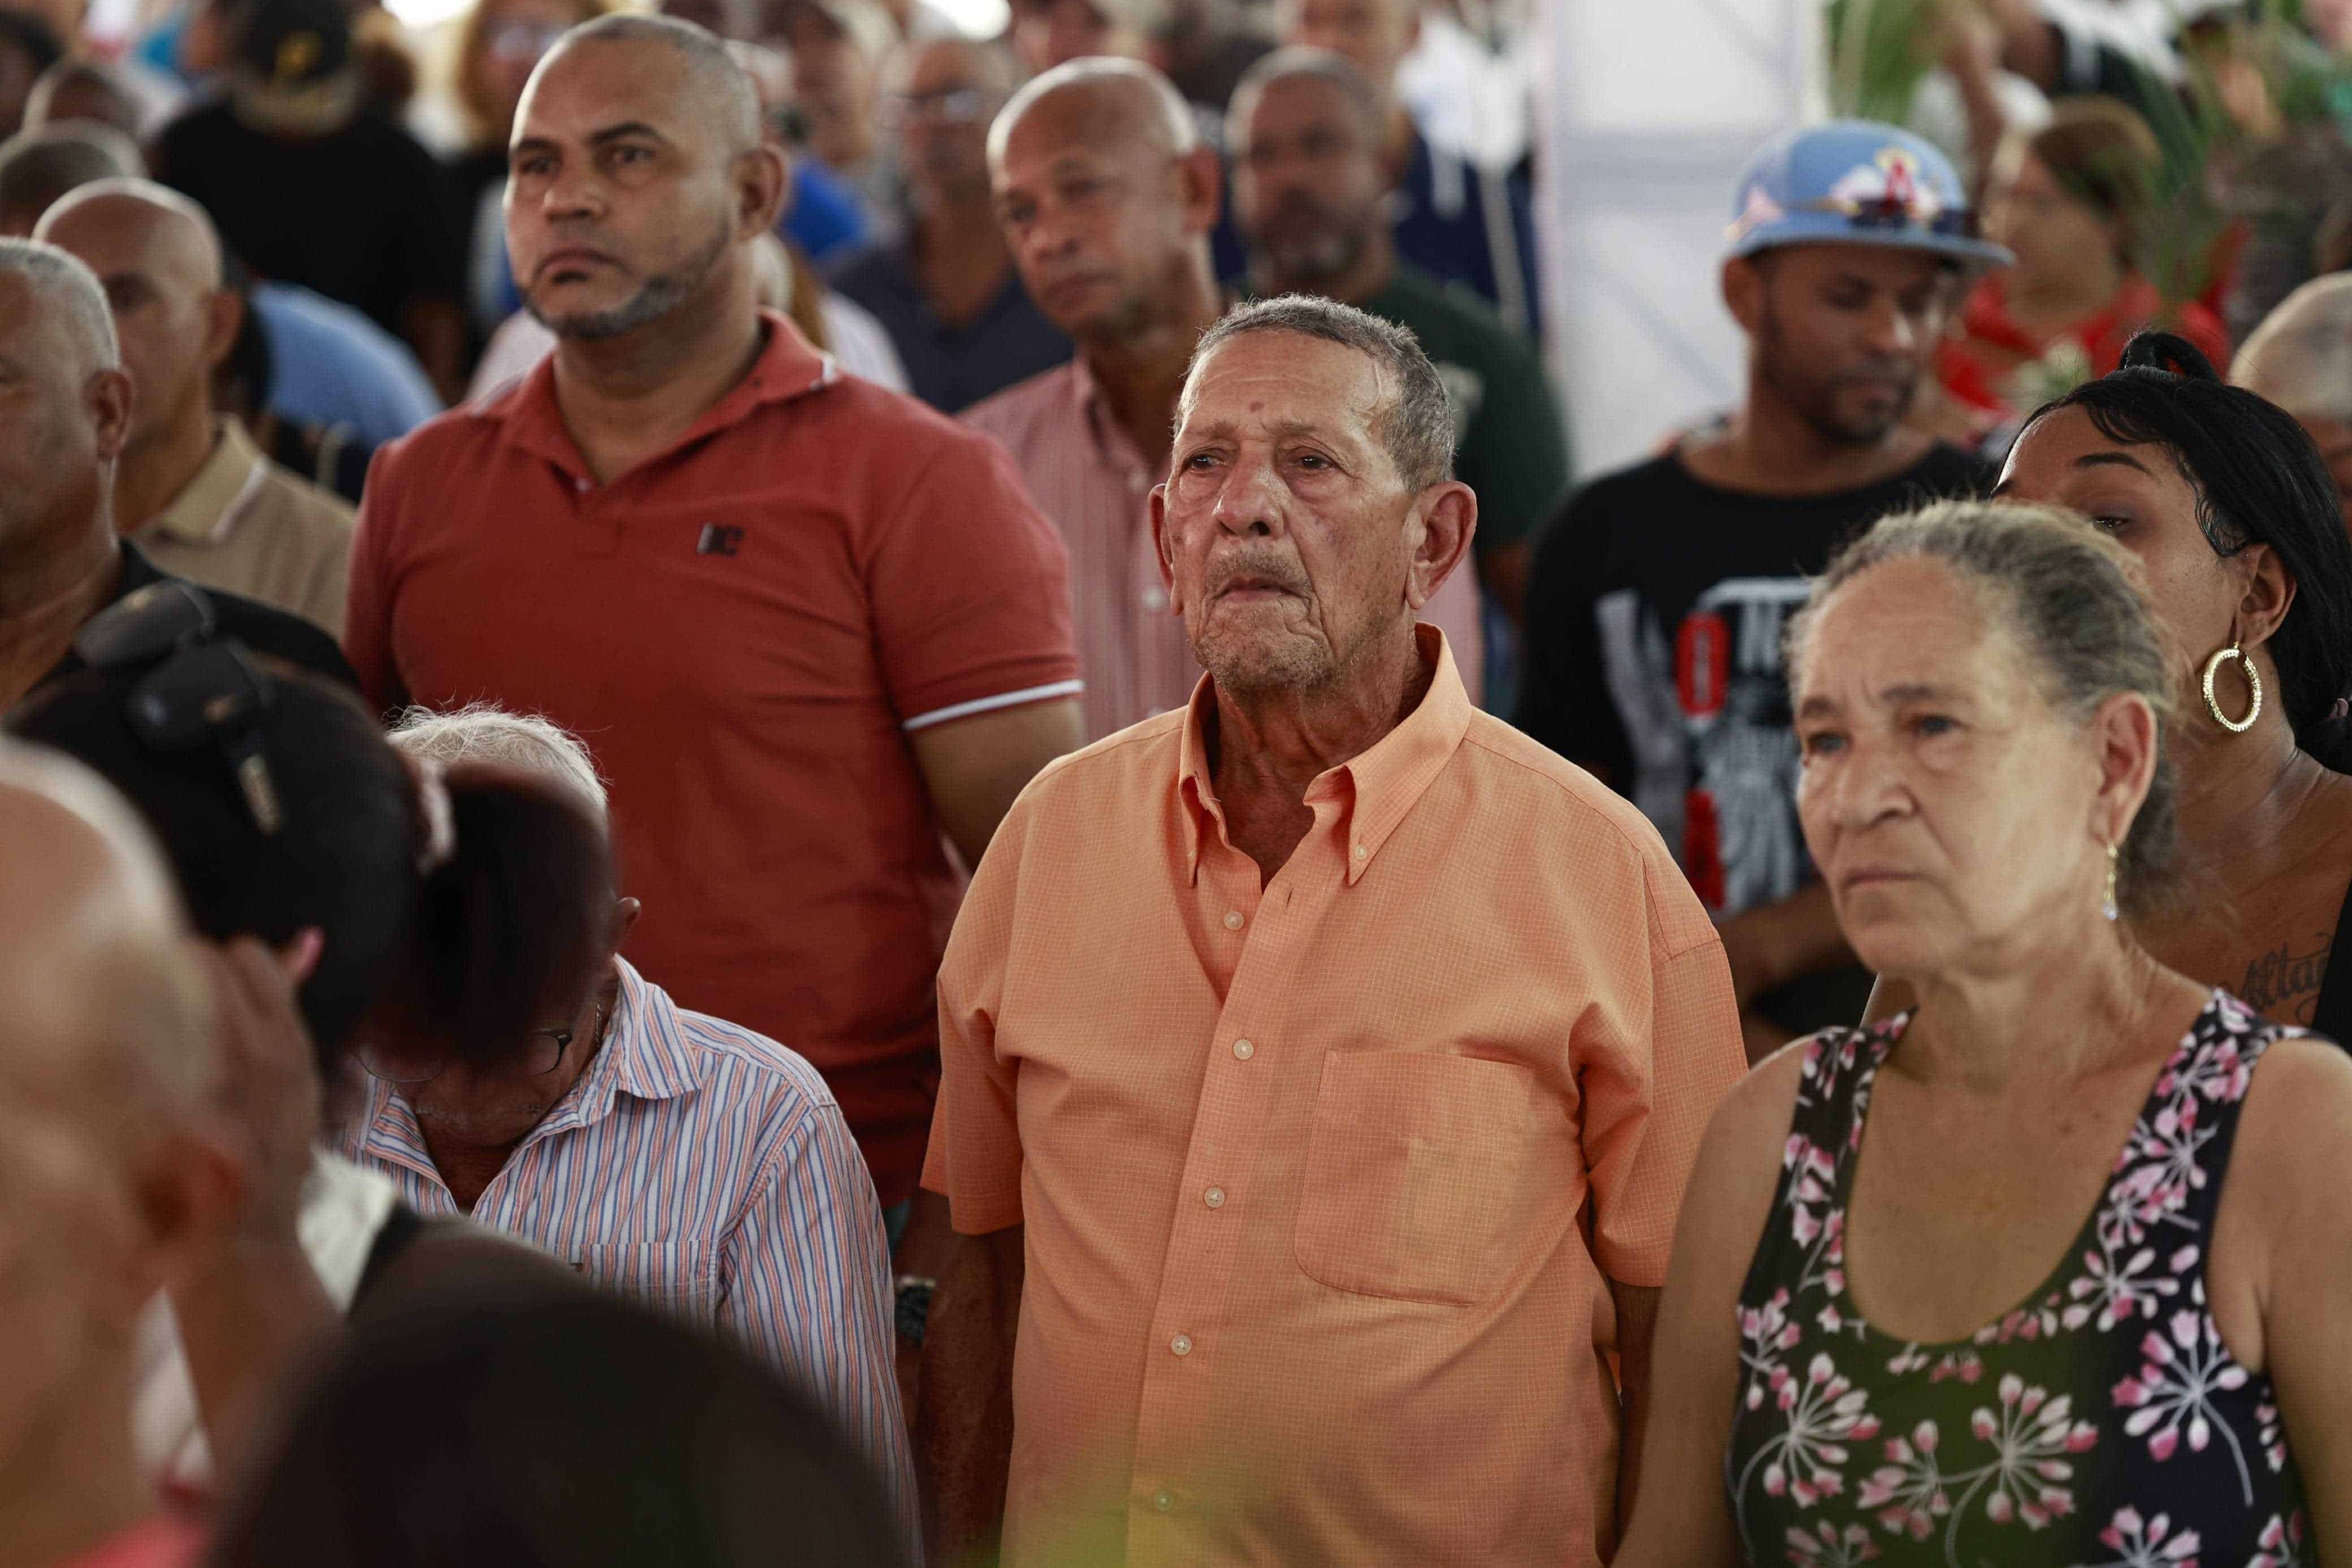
[696,525,744,557]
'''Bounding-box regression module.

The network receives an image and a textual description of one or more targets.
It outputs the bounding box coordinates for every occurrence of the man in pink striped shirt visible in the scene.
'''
[963,58,1481,742]
[330,707,916,1543]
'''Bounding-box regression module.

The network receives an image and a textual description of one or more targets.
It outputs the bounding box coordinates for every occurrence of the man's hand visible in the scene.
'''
[919,1224,1024,1567]
[197,932,324,1243]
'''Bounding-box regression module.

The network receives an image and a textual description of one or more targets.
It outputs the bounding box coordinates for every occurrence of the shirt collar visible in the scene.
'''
[145,418,266,546]
[1176,623,1473,886]
[488,309,838,484]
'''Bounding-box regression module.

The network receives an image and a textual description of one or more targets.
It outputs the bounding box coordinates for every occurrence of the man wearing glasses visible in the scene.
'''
[333,704,917,1548]
[830,36,1071,414]
[1514,122,2008,1058]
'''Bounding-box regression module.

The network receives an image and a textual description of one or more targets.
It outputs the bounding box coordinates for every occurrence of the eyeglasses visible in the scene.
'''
[357,1000,607,1086]
[72,581,284,836]
[885,86,996,127]
[1801,194,1983,240]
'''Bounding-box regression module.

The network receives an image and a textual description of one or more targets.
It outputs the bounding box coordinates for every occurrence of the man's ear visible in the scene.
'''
[610,895,642,948]
[740,143,792,237]
[202,286,247,377]
[1150,483,1184,613]
[1403,479,1476,612]
[1722,254,1765,337]
[126,1134,241,1303]
[89,365,135,464]
[1178,144,1223,238]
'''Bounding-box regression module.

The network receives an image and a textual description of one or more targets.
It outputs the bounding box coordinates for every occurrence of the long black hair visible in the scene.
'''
[2024,331,2352,770]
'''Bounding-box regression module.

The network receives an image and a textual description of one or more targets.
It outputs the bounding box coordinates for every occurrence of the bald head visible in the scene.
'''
[987,56,1196,171]
[36,180,234,459]
[36,177,223,289]
[0,740,212,1121]
[537,13,763,156]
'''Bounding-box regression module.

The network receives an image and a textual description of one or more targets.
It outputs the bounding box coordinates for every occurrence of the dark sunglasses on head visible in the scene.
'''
[72,581,284,835]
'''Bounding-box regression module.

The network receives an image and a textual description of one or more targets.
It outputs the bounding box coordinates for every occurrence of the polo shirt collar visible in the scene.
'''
[146,418,266,546]
[1177,623,1473,885]
[490,309,838,486]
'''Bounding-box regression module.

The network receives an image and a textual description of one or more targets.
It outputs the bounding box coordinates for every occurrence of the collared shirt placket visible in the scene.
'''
[1125,790,1352,1544]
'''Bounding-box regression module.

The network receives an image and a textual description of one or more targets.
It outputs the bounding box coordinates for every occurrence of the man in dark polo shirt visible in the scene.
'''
[346,15,1084,1284]
[0,238,352,714]
[1229,49,1566,638]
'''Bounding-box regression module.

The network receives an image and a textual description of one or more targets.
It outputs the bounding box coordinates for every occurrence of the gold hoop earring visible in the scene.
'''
[2202,640,2262,734]
[2103,841,2121,923]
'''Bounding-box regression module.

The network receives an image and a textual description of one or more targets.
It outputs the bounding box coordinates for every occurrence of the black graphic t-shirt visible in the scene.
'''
[1516,444,1989,919]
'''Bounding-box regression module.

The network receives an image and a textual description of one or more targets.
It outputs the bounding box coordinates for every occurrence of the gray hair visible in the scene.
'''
[1188,293,1455,491]
[1226,46,1384,150]
[1785,499,2181,921]
[388,705,609,821]
[2232,273,2352,425]
[0,121,144,224]
[551,13,763,154]
[988,56,1197,168]
[0,237,119,373]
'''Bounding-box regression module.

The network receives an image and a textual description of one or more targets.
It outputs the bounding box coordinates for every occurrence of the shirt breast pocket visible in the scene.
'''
[1293,1051,1542,1306]
[570,1241,720,1323]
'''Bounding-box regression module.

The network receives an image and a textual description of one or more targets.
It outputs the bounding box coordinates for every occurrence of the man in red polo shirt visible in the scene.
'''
[345,13,1084,1265]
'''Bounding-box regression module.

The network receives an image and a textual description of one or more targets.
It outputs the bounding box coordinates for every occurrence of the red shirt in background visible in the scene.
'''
[1938,271,2233,417]
[347,313,1082,1204]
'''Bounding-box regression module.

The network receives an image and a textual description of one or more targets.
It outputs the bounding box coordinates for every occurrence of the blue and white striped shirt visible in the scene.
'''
[332,956,916,1539]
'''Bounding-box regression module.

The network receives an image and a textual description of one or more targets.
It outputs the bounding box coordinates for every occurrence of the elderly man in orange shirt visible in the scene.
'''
[919,294,1747,1567]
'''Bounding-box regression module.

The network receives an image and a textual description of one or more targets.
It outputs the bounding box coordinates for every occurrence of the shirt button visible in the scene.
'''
[573,476,590,493]
[1352,844,1368,861]
[1143,587,1169,610]
[1222,910,1243,930]
[1231,1038,1254,1060]
[1170,1333,1193,1357]
[1204,1186,1226,1209]
[1153,1490,1174,1513]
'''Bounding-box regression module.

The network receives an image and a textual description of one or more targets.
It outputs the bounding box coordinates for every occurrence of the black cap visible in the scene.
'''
[232,0,351,88]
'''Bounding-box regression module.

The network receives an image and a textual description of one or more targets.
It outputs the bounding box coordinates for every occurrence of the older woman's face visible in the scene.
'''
[1996,406,2245,711]
[1794,558,2108,978]
[1983,150,2119,289]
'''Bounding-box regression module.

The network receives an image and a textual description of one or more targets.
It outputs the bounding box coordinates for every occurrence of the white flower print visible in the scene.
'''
[1856,1420,1950,1541]
[2248,1511,2307,1568]
[1739,1352,1883,1511]
[1784,1520,1880,1566]
[2255,1400,2288,1474]
[2113,1302,2256,1502]
[2081,1506,2201,1567]
[1963,1375,2095,1529]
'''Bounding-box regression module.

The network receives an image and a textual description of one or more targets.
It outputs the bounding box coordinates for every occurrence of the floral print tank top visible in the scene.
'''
[1726,990,2310,1567]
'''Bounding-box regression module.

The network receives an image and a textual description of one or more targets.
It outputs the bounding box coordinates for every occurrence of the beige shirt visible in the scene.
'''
[131,418,357,637]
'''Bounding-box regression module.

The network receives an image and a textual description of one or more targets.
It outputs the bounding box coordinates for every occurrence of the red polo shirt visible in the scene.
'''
[347,313,1080,1203]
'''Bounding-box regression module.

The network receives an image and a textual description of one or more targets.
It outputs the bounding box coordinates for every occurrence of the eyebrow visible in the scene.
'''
[1990,448,2152,499]
[511,121,673,155]
[1796,682,1958,718]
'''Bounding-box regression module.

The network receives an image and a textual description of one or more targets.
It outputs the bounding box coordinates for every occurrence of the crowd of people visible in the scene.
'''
[3,0,2352,1563]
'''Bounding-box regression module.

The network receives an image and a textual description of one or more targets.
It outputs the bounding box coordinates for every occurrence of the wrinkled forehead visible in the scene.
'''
[1177,329,1390,440]
[1795,558,2021,700]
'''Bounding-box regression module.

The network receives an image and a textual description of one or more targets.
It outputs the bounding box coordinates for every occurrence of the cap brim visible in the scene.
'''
[1730,215,2013,271]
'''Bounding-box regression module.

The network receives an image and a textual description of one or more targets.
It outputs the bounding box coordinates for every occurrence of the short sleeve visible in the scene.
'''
[921,792,1033,1232]
[1581,887,1744,1288]
[867,422,1081,731]
[1514,484,1632,781]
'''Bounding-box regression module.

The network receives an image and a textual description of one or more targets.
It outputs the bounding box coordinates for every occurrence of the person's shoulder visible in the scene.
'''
[1460,709,1668,837]
[660,993,844,1119]
[254,453,358,530]
[1552,449,1688,528]
[1005,708,1187,825]
[961,361,1077,443]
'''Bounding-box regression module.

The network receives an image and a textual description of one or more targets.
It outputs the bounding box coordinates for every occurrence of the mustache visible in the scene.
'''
[1207,552,1310,599]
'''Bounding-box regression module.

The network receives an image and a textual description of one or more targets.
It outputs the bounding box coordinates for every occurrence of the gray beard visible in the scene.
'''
[527,217,734,341]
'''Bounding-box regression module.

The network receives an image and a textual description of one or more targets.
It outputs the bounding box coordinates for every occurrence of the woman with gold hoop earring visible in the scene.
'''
[1957,331,2352,1042]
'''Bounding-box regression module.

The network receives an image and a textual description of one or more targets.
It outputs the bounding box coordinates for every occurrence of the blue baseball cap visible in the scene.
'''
[1726,120,2013,269]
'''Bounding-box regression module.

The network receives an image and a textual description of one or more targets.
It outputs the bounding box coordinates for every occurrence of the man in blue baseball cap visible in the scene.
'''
[1516,120,2011,1056]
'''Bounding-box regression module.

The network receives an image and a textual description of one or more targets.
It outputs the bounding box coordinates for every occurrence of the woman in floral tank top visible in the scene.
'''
[1614,503,2352,1568]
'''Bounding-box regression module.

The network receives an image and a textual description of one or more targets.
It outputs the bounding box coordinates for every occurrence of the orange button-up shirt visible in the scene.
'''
[924,627,1744,1567]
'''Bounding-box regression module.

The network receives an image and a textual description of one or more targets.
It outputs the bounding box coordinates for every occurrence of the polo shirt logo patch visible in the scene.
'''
[697,524,745,557]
